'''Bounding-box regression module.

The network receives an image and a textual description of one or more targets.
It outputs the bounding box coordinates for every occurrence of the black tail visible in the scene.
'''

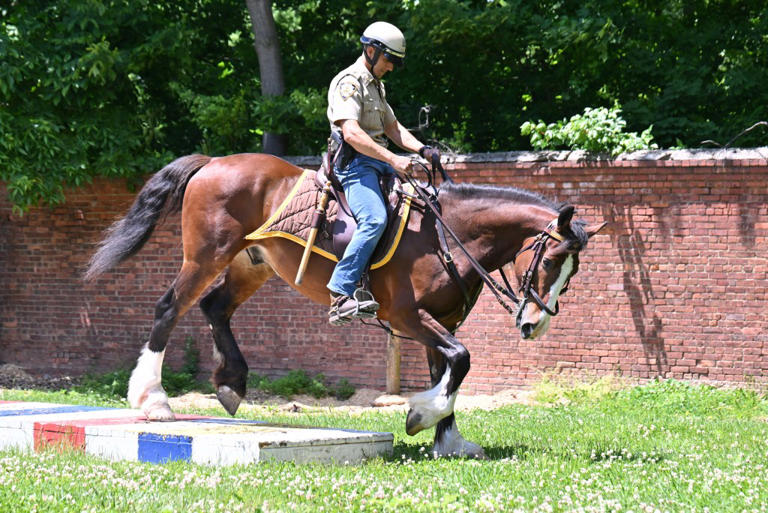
[84,154,212,281]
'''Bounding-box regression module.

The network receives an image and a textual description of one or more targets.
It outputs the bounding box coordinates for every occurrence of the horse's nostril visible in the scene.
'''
[521,323,535,339]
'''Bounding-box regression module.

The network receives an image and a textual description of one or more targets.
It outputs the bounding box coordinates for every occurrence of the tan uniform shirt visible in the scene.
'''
[327,56,397,147]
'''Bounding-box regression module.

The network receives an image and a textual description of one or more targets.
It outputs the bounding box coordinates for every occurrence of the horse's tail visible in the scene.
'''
[84,154,212,281]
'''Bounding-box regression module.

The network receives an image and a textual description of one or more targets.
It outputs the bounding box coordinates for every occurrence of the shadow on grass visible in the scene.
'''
[390,441,544,462]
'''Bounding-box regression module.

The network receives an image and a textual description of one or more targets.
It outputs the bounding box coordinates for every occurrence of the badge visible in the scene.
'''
[339,81,357,101]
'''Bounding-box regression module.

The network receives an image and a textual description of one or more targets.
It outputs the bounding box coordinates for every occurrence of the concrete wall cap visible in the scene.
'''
[284,147,768,166]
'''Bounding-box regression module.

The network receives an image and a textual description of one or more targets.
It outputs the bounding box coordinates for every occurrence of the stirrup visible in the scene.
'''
[352,288,379,317]
[328,288,380,326]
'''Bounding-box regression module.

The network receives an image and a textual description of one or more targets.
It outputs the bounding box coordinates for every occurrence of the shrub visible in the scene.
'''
[247,370,356,400]
[521,104,658,156]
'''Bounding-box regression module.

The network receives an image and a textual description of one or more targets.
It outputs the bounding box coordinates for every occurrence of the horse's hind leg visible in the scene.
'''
[128,260,225,420]
[424,347,486,459]
[200,249,274,416]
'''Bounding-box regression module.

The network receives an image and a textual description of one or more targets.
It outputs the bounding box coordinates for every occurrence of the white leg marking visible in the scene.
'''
[529,254,574,339]
[127,343,174,420]
[409,366,458,430]
[433,418,487,459]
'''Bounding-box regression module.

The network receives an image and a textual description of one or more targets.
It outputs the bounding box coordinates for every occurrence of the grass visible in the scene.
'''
[1,379,767,512]
[248,369,356,400]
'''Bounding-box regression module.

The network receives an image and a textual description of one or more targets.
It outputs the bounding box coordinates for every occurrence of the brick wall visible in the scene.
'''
[2,149,767,392]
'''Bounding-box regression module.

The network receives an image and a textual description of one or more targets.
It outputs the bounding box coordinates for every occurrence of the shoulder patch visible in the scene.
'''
[338,80,358,101]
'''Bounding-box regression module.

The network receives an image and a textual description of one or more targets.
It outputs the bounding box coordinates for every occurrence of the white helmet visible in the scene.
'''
[360,21,406,66]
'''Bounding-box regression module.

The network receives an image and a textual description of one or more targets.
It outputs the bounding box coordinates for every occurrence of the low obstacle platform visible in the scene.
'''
[0,401,393,465]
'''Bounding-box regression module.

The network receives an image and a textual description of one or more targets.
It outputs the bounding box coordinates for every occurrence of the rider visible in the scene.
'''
[326,21,441,326]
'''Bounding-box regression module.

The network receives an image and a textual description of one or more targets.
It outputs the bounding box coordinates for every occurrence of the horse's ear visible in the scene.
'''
[585,221,608,239]
[557,205,575,230]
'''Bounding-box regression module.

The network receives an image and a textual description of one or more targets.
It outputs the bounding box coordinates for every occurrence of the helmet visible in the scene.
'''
[360,21,405,66]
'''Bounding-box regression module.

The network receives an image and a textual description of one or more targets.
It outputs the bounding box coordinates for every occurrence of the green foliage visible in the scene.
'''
[74,336,211,400]
[609,378,768,418]
[533,373,621,404]
[521,104,658,155]
[251,88,327,155]
[330,378,356,400]
[75,369,131,401]
[248,369,356,400]
[3,0,768,211]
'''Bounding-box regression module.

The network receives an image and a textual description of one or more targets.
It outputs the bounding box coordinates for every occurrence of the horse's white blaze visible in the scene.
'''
[127,343,169,413]
[526,254,574,340]
[409,365,457,429]
[433,418,486,459]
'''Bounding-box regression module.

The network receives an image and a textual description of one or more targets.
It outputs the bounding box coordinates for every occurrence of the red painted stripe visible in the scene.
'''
[34,422,86,452]
[50,413,210,427]
[31,414,209,452]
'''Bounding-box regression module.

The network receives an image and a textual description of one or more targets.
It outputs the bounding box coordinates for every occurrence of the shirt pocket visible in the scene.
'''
[361,95,384,130]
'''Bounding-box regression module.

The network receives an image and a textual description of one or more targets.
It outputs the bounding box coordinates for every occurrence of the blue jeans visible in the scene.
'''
[327,154,394,297]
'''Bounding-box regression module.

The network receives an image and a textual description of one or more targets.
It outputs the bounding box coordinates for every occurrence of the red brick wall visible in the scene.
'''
[2,150,767,392]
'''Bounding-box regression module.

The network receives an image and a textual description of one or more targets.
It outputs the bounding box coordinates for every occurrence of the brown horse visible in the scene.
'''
[85,153,605,458]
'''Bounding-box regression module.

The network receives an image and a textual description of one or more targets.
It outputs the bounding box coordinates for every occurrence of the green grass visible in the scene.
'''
[1,379,767,512]
[248,369,356,400]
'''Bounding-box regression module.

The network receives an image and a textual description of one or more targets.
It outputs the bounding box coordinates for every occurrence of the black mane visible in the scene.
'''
[441,182,559,211]
[441,182,590,248]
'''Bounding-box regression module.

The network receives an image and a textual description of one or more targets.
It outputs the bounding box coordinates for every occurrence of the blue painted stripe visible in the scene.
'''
[0,405,111,417]
[138,433,192,463]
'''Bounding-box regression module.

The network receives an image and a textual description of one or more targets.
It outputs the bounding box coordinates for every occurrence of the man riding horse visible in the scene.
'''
[326,21,441,325]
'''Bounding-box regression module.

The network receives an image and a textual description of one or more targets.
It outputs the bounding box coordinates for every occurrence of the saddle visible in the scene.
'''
[245,166,415,270]
[314,163,405,259]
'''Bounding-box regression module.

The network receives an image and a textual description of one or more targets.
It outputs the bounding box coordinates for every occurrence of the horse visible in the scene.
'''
[85,153,605,459]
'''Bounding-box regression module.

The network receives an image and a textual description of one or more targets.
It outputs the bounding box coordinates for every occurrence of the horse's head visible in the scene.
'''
[512,205,606,340]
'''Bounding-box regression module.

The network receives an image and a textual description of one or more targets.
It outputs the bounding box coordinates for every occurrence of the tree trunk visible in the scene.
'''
[245,0,286,156]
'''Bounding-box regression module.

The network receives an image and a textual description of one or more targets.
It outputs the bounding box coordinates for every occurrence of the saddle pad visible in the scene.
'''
[244,170,414,270]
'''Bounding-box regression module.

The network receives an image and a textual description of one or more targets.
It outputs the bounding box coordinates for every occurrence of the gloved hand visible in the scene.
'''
[419,145,441,165]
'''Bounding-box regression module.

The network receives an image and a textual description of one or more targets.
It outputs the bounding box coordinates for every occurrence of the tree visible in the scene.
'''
[245,0,286,155]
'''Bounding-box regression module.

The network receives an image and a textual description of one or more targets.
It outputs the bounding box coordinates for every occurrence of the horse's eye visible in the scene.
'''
[542,258,553,270]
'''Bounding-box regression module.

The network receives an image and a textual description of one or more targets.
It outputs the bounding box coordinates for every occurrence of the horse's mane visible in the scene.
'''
[441,182,559,211]
[440,182,590,247]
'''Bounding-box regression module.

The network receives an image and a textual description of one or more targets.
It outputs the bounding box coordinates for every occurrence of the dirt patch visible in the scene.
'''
[168,386,536,415]
[0,363,535,413]
[0,364,79,391]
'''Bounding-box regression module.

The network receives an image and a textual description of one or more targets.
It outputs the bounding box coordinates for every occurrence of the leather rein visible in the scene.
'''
[402,161,567,321]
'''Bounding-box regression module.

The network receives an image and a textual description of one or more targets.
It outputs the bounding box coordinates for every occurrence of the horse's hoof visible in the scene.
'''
[145,404,176,422]
[217,385,242,416]
[405,408,425,436]
[463,442,488,460]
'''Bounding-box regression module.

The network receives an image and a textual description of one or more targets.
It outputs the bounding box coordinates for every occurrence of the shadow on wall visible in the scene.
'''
[602,205,667,376]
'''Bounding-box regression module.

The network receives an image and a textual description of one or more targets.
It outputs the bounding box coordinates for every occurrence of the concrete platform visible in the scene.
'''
[0,401,393,465]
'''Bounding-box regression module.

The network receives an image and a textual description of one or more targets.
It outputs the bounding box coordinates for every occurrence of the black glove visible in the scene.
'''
[419,145,441,164]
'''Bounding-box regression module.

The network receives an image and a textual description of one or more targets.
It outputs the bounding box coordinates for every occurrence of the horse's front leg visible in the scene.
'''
[422,348,487,459]
[395,310,485,458]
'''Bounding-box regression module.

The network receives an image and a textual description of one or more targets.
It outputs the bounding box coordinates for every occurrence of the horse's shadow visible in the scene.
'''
[390,441,544,462]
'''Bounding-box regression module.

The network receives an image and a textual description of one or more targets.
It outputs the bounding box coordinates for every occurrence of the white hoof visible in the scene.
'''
[433,422,487,459]
[127,343,173,418]
[145,402,176,422]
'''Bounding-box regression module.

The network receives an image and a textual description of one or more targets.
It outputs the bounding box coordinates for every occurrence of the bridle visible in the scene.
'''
[510,221,568,317]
